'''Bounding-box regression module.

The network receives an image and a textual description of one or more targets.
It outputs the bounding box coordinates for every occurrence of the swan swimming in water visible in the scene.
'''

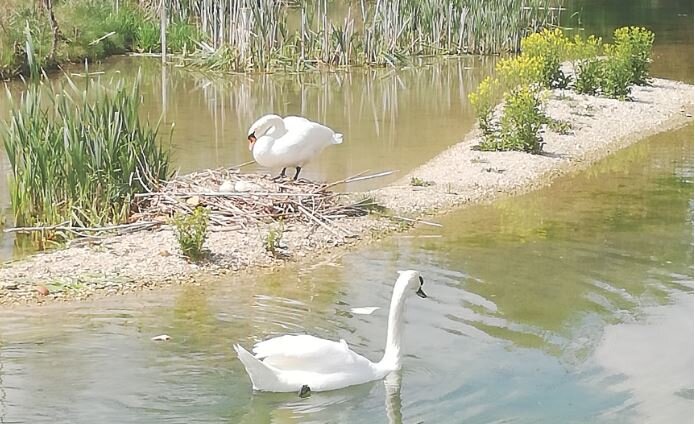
[234,270,427,394]
[246,114,343,180]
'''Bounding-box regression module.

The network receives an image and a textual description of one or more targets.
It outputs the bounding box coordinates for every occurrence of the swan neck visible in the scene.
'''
[263,115,286,137]
[379,282,409,371]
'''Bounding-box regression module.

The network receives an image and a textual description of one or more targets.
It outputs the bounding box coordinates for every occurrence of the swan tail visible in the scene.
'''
[332,133,344,144]
[234,344,280,391]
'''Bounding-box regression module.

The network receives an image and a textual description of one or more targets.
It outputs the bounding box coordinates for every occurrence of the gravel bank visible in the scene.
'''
[0,77,692,305]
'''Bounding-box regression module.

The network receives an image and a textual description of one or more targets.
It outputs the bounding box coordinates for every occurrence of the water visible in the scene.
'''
[0,124,691,423]
[0,1,692,422]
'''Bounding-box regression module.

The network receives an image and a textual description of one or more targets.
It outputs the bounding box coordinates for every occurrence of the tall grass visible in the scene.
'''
[184,0,563,71]
[1,73,171,230]
[2,0,563,77]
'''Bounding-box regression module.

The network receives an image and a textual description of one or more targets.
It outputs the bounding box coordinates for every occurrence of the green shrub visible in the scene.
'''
[521,28,570,88]
[574,57,603,95]
[613,26,654,85]
[172,207,209,261]
[468,76,500,136]
[567,35,603,94]
[600,44,633,99]
[497,86,546,153]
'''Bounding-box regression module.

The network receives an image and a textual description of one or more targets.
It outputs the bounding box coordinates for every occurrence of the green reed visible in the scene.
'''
[1,73,171,231]
[180,0,563,72]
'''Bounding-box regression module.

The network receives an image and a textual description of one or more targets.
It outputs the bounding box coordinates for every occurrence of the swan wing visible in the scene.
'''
[271,122,337,163]
[283,116,311,131]
[253,334,366,372]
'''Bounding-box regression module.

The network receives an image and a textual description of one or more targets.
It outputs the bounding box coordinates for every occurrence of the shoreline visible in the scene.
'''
[0,77,692,306]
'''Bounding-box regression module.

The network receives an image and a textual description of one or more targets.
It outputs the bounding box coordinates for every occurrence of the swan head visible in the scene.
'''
[247,114,282,151]
[397,270,427,298]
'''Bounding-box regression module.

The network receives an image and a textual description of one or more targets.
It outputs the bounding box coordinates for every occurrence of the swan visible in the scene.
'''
[234,270,427,394]
[246,114,343,180]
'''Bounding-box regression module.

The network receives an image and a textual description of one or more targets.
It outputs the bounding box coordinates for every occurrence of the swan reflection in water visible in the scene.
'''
[237,371,405,424]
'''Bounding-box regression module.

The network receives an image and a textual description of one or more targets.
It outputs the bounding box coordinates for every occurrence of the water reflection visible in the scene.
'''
[0,124,690,423]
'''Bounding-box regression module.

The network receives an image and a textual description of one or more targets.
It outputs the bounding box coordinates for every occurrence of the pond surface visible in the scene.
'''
[0,1,692,422]
[0,124,691,423]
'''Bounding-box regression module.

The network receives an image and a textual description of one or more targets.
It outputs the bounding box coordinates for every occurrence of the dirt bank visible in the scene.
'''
[0,77,692,305]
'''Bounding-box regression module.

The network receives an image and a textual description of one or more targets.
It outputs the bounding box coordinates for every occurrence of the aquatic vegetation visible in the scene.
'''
[172,0,564,71]
[2,0,563,77]
[171,207,209,261]
[1,74,171,232]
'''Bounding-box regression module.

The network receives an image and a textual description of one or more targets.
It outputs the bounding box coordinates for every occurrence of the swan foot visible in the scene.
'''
[292,167,302,181]
[298,384,311,398]
[272,168,287,181]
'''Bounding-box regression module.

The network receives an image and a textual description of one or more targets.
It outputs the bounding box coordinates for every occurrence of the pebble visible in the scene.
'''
[35,285,49,296]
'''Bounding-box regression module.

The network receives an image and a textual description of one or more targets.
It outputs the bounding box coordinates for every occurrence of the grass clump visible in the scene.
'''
[171,207,209,261]
[410,177,434,187]
[1,74,171,232]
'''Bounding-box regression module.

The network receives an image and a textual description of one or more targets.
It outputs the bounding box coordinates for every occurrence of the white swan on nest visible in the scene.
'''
[234,270,428,394]
[246,114,343,180]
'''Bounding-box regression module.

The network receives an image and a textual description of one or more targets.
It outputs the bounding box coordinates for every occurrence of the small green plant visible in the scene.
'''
[468,76,500,137]
[171,207,209,261]
[410,177,434,187]
[479,85,545,153]
[600,44,633,99]
[544,117,572,134]
[521,28,570,88]
[612,26,654,85]
[567,35,603,95]
[354,196,387,214]
[263,221,285,256]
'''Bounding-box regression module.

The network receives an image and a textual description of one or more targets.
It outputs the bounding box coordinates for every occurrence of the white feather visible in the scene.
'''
[235,270,427,393]
[247,114,343,172]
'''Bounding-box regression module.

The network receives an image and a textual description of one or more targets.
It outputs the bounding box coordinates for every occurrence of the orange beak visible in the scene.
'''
[247,134,256,151]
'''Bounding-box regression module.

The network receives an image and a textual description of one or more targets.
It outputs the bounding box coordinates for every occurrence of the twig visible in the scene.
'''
[298,205,342,238]
[5,221,162,234]
[391,215,443,227]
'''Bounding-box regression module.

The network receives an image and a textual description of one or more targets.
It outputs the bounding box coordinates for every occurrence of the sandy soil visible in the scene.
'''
[0,77,692,305]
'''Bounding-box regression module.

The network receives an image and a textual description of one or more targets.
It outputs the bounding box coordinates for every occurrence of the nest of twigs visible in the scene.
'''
[131,168,391,233]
